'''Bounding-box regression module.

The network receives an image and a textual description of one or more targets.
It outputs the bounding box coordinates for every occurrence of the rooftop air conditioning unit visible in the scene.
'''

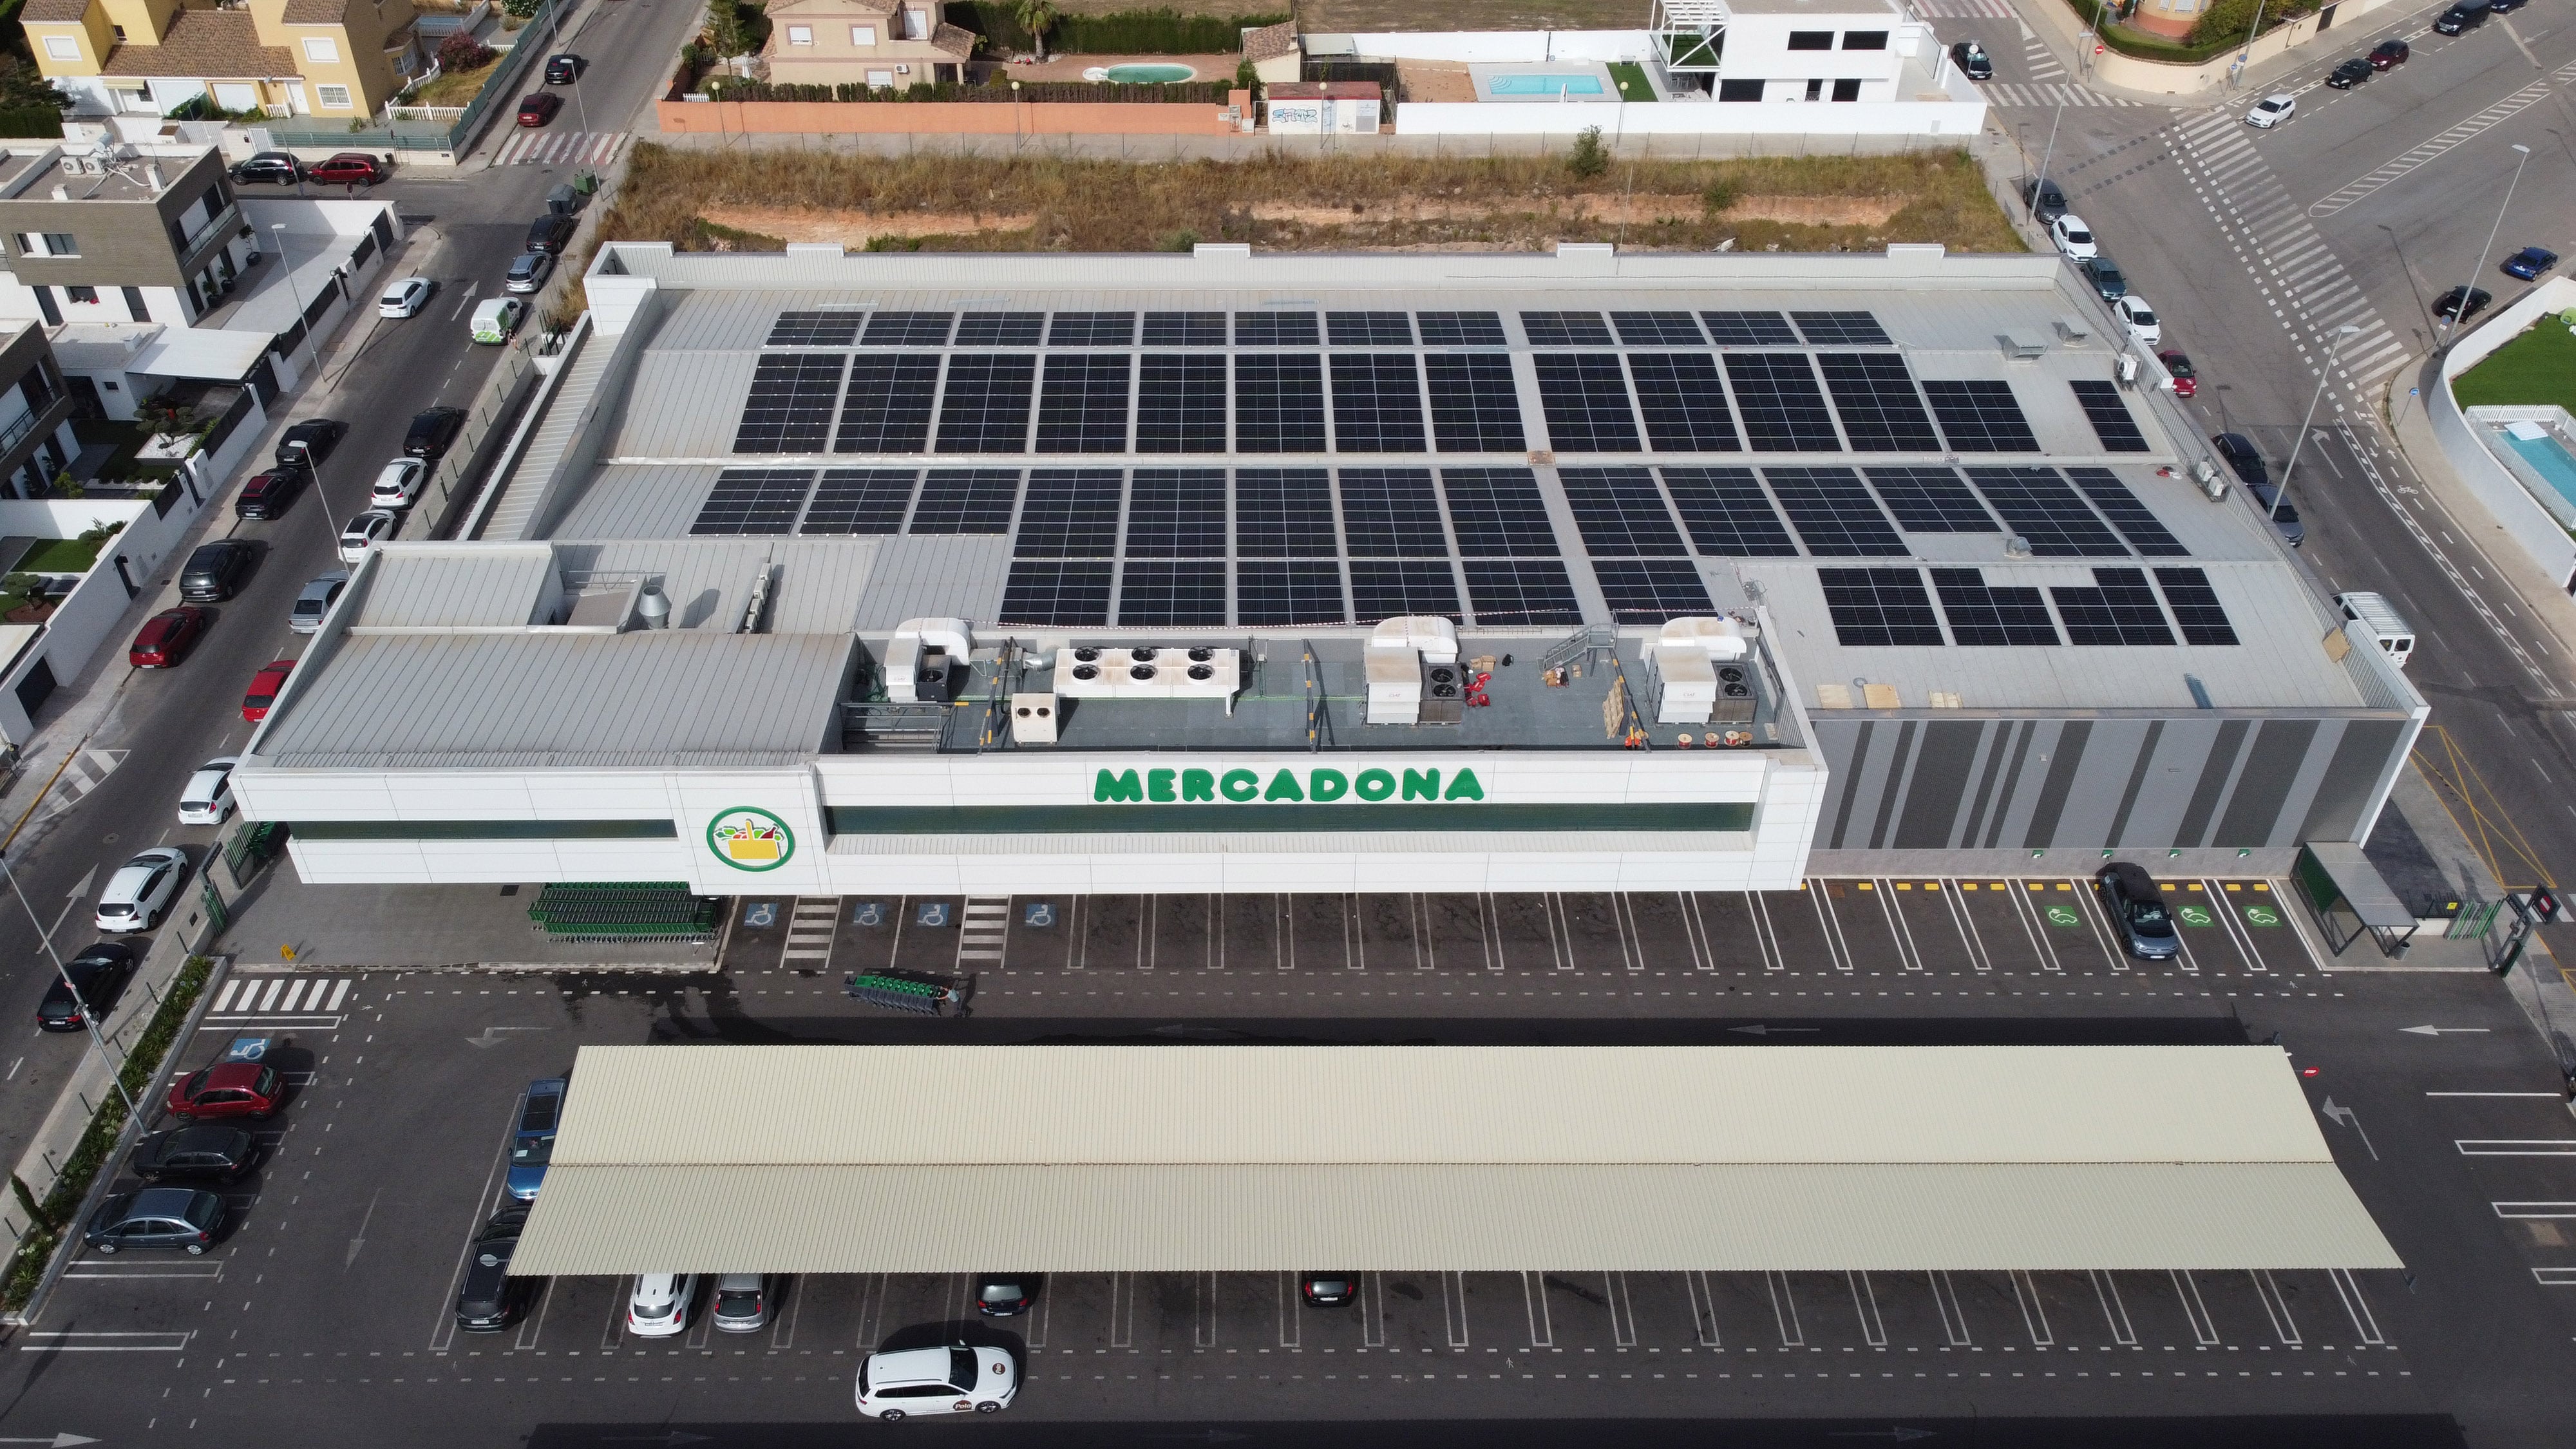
[1647,616,1749,724]
[1364,614,1457,726]
[2192,459,2227,500]
[1420,663,1463,725]
[56,156,79,176]
[1053,645,1242,703]
[1010,692,1059,744]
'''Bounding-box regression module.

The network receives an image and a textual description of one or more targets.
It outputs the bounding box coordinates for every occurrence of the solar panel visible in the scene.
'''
[1235,468,1338,557]
[1117,561,1228,626]
[2052,567,2175,645]
[1013,468,1122,557]
[1966,467,2128,556]
[910,468,1021,533]
[1817,352,1939,451]
[1661,467,1799,556]
[954,312,1043,346]
[1235,355,1327,453]
[1423,354,1527,452]
[1792,311,1893,346]
[1416,311,1508,346]
[1765,467,1907,556]
[1930,567,2059,646]
[1864,466,1995,533]
[1125,467,1226,558]
[1235,310,1320,346]
[1328,311,1414,346]
[2068,468,2187,556]
[1330,354,1427,453]
[1701,310,1799,346]
[1520,311,1616,346]
[999,560,1111,625]
[1439,467,1558,557]
[1558,466,1689,556]
[1338,468,1447,556]
[1818,567,1945,646]
[934,355,1036,453]
[690,468,813,535]
[1463,559,1583,625]
[1141,311,1227,346]
[768,310,864,346]
[1593,558,1716,623]
[2154,567,2239,645]
[833,354,939,453]
[1034,354,1132,453]
[1048,312,1136,346]
[1612,311,1708,346]
[1534,354,1642,452]
[1724,354,1842,451]
[1627,354,1740,451]
[1133,354,1226,455]
[800,468,916,535]
[1236,560,1347,625]
[1922,379,2040,452]
[2069,380,2150,452]
[862,311,952,346]
[1350,560,1460,620]
[732,353,846,453]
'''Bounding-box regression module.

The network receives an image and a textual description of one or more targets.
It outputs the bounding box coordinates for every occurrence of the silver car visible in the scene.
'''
[288,571,348,634]
[712,1273,770,1331]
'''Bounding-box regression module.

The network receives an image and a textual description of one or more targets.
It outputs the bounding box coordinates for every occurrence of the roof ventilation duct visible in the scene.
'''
[887,618,973,703]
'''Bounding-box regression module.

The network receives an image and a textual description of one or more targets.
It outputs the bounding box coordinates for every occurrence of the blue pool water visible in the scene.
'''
[2504,429,2576,511]
[1490,73,1605,95]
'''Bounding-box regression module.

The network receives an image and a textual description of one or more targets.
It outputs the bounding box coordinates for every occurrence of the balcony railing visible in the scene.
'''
[180,201,240,258]
[0,392,55,456]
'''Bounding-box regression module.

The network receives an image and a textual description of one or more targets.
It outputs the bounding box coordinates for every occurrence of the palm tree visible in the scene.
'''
[1014,0,1058,60]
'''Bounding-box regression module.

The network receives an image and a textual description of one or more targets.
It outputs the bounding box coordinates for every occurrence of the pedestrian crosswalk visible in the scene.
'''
[1913,0,2016,15]
[2022,33,2068,82]
[491,129,625,167]
[209,976,354,1019]
[1983,81,2146,108]
[957,895,1010,966]
[782,898,837,967]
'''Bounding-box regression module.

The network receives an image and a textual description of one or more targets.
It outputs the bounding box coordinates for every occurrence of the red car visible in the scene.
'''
[517,91,562,127]
[128,606,208,668]
[307,152,386,186]
[242,659,294,721]
[166,1061,282,1121]
[2158,350,2197,398]
[2368,37,2409,68]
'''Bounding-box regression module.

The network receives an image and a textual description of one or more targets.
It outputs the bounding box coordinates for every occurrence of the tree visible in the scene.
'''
[1014,0,1059,59]
[707,0,752,57]
[435,31,495,73]
[0,57,71,114]
[1567,125,1609,179]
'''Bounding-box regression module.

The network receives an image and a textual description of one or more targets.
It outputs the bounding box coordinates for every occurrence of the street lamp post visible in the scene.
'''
[271,223,339,544]
[2269,322,2361,527]
[0,852,137,1117]
[2439,142,2532,349]
[2030,90,2068,222]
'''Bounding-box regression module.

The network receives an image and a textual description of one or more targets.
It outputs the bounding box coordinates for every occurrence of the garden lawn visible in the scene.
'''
[1607,61,1654,100]
[16,536,100,573]
[412,55,500,108]
[2452,319,2576,417]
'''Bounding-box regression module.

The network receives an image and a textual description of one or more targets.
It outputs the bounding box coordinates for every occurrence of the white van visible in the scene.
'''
[469,296,524,345]
[2334,591,2414,669]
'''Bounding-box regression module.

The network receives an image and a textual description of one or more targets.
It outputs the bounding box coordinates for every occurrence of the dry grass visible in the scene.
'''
[410,55,500,107]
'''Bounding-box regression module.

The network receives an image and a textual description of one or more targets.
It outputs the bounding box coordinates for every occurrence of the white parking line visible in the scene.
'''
[2091,1270,2137,1345]
[1110,1271,1136,1348]
[1685,1271,1723,1346]
[1605,1271,1638,1347]
[2011,1270,2053,1345]
[1520,1272,1553,1348]
[1276,1272,1302,1349]
[1849,1271,1888,1347]
[2458,1139,2576,1154]
[17,1330,191,1351]
[1195,1272,1218,1348]
[2170,1271,2221,1345]
[1766,1271,1804,1347]
[2495,1202,2576,1217]
[2327,1269,2385,1344]
[1441,1271,1470,1347]
[1930,1270,1973,1345]
[2251,1269,2302,1345]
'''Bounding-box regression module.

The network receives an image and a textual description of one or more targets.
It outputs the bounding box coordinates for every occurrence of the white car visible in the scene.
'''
[370,458,428,509]
[95,846,187,933]
[338,509,397,565]
[627,1273,696,1338]
[2245,93,2295,128]
[2049,214,2098,261]
[856,1344,1018,1419]
[2114,295,2162,347]
[176,757,239,826]
[377,276,433,317]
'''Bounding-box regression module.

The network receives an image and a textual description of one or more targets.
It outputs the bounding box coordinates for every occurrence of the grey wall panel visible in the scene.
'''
[2116,717,2217,849]
[2049,720,2155,849]
[1893,720,1985,849]
[2104,720,2165,848]
[2022,721,2092,848]
[2296,718,2407,843]
[1958,722,2013,849]
[2175,719,2250,848]
[1821,720,1874,850]
[1982,721,2040,849]
[1868,721,1918,849]
[2212,720,2317,847]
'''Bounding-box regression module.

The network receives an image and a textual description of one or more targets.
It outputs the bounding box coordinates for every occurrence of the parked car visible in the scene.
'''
[2433,2,2486,32]
[128,606,208,669]
[2212,431,2269,488]
[2245,480,2306,546]
[2049,214,2098,261]
[2158,349,2197,397]
[974,1276,1034,1316]
[275,417,345,469]
[307,152,387,186]
[403,406,467,461]
[2324,57,2372,88]
[370,458,428,509]
[127,1124,258,1184]
[165,1060,283,1121]
[456,1207,540,1331]
[518,91,563,127]
[229,151,302,184]
[2094,862,2181,960]
[84,1187,224,1255]
[36,942,136,1032]
[2244,93,2295,128]
[627,1273,697,1338]
[2023,176,2068,224]
[1949,39,1992,78]
[2504,247,2559,281]
[2369,37,2410,66]
[504,251,554,296]
[178,540,254,601]
[525,213,578,254]
[2435,285,2493,321]
[506,1077,567,1200]
[233,467,304,520]
[377,276,434,318]
[2489,0,2524,14]
[177,756,239,825]
[856,1345,1017,1419]
[95,846,187,933]
[288,572,348,634]
[712,1274,772,1332]
[2081,254,2128,300]
[1300,1274,1358,1306]
[339,509,397,565]
[544,52,583,84]
[470,296,524,345]
[242,658,294,722]
[2114,294,2161,347]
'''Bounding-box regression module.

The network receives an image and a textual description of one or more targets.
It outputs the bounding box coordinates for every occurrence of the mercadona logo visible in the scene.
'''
[708,807,795,871]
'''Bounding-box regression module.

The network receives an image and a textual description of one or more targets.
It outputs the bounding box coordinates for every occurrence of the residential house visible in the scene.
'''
[759,0,976,88]
[0,323,81,500]
[1242,20,1300,83]
[0,144,258,330]
[22,0,417,122]
[1654,0,1932,103]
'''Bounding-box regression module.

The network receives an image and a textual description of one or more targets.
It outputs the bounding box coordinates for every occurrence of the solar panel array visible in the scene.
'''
[1822,565,2237,649]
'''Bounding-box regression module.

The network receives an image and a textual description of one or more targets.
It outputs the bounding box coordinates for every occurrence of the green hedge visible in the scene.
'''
[2064,0,2310,62]
[0,107,62,138]
[943,3,1285,54]
[706,76,1235,102]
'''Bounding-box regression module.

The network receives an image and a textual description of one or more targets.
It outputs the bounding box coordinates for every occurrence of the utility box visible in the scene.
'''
[1264,80,1381,134]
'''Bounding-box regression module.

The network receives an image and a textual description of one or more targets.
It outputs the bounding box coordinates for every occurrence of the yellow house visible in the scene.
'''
[21,0,417,121]
[760,0,976,88]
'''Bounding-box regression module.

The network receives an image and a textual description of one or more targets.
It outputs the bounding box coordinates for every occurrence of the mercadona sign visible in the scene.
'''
[1094,765,1486,804]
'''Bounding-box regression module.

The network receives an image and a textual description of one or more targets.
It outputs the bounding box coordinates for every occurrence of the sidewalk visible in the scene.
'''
[2005,0,2456,106]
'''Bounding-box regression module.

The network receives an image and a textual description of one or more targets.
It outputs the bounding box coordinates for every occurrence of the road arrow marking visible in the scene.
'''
[1728,1025,1822,1037]
[466,1026,553,1048]
[2401,1025,2492,1036]
[347,1186,380,1269]
[0,1435,104,1446]
[2321,1097,2381,1161]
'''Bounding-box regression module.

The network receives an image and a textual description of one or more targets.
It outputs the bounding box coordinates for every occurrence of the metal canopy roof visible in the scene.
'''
[509,1045,2401,1275]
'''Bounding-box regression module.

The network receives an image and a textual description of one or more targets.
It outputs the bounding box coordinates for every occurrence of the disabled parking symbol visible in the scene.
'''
[2044,904,2082,928]
[2177,903,2216,928]
[1024,902,1057,928]
[852,901,886,927]
[2242,904,2282,927]
[917,900,951,928]
[743,901,778,929]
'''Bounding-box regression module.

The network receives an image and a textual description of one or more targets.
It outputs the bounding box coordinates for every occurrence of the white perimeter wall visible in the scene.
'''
[1328,29,1660,61]
[2431,276,2576,591]
[1395,96,1982,135]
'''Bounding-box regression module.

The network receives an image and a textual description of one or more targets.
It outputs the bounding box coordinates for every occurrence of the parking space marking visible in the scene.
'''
[1766,1272,1805,1347]
[1748,895,1788,972]
[1613,895,1647,972]
[2458,1139,2576,1155]
[62,1259,222,1280]
[1441,1272,1471,1347]
[2170,1271,2221,1346]
[1276,1273,1301,1348]
[1685,1271,1723,1345]
[773,1276,802,1349]
[956,895,1009,967]
[686,1287,719,1349]
[1941,883,1994,972]
[1606,1271,1638,1346]
[2495,1202,2576,1217]
[1875,883,1926,972]
[2090,1271,2137,1345]
[1929,1271,1973,1345]
[2007,882,2069,973]
[1110,1272,1136,1347]
[2327,1269,2383,1345]
[1849,1272,1888,1347]
[1023,1278,1049,1347]
[783,896,838,969]
[1520,1273,1553,1348]
[2533,1267,2576,1286]
[16,1330,191,1351]
[854,1273,887,1348]
[1675,893,1717,971]
[1809,887,1854,973]
[1196,1272,1218,1347]
[2010,1271,2052,1345]
[513,1280,555,1350]
[600,1274,635,1350]
[427,1091,523,1353]
[2249,1270,2301,1345]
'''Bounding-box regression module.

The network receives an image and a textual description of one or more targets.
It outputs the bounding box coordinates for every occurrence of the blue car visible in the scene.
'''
[2503,247,2559,281]
[505,1077,566,1201]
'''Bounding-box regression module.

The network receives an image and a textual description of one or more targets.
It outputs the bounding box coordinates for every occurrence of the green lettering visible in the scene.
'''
[1443,768,1486,801]
[1264,769,1305,802]
[1401,768,1439,801]
[1309,769,1349,802]
[1180,768,1216,802]
[1095,769,1144,802]
[1148,768,1178,802]
[1220,768,1260,802]
[1354,768,1396,802]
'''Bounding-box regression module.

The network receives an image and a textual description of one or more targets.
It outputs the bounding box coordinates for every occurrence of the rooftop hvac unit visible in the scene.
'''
[1010,692,1060,744]
[2192,459,2228,500]
[1053,645,1241,703]
[1648,616,1751,725]
[56,156,79,175]
[1420,663,1463,725]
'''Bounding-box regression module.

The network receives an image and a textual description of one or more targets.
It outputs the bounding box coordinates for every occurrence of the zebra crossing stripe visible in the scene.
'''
[209,976,357,1018]
[212,978,241,1012]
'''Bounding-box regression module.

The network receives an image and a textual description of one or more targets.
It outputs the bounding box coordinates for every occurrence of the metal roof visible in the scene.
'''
[351,544,555,629]
[509,1045,2401,1274]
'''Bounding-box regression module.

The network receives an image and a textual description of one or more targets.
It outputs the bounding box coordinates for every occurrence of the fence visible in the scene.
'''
[253,0,562,153]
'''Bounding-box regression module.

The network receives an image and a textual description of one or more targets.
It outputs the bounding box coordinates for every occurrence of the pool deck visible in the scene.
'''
[1000,52,1238,84]
[1468,58,1622,102]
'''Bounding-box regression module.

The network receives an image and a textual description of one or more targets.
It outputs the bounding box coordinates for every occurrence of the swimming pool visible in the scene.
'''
[1490,73,1605,95]
[1095,62,1197,82]
[2502,426,2576,511]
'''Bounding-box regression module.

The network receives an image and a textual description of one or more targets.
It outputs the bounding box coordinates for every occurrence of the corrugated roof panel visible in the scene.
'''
[353,546,557,629]
[848,535,1012,630]
[607,351,762,459]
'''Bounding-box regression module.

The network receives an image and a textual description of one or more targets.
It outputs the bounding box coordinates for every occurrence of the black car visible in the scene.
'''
[1949,40,1993,79]
[2094,863,2180,961]
[403,406,467,462]
[455,1207,539,1331]
[524,213,578,255]
[2211,432,2269,488]
[2489,0,2526,13]
[274,417,346,469]
[2024,176,2068,224]
[127,1124,258,1183]
[974,1276,1034,1316]
[178,540,256,602]
[229,151,301,184]
[85,1186,224,1255]
[544,52,583,84]
[2324,57,2372,88]
[2081,254,2127,300]
[2435,285,2492,321]
[2434,3,2485,32]
[35,942,135,1032]
[1301,1274,1358,1306]
[234,466,305,521]
[2248,480,2306,547]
